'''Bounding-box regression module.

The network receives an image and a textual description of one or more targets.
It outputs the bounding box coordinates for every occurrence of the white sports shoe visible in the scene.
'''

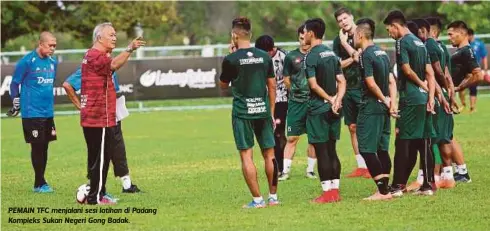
[305,171,317,179]
[278,172,289,181]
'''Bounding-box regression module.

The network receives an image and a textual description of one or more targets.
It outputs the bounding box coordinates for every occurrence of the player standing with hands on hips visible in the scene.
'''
[81,22,145,205]
[220,17,279,208]
[8,32,58,193]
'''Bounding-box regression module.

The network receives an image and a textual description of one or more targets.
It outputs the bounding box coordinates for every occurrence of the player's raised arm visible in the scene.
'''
[111,37,146,71]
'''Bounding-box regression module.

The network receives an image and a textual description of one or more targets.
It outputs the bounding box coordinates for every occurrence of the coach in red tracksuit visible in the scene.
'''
[81,22,145,205]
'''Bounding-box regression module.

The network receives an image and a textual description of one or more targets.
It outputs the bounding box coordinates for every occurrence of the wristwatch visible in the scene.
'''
[125,45,134,53]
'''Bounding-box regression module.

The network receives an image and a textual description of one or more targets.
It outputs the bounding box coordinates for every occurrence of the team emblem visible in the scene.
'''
[32,130,39,138]
[51,128,56,136]
[295,57,301,63]
[247,52,253,57]
[51,64,54,70]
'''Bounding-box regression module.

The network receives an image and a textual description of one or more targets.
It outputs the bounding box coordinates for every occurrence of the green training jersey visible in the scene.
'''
[333,35,361,89]
[450,45,480,82]
[304,44,342,115]
[283,48,309,102]
[220,47,275,119]
[396,33,430,105]
[359,44,391,114]
[425,38,446,87]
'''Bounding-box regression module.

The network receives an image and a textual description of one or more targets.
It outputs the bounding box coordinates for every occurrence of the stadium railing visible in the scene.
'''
[2,34,490,64]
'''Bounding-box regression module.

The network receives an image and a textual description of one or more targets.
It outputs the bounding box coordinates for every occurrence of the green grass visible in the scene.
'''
[2,97,490,231]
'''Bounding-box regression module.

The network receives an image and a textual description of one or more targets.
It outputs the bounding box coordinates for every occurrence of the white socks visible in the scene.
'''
[283,159,292,174]
[356,154,367,168]
[442,166,454,180]
[331,179,340,189]
[121,175,132,190]
[269,194,277,200]
[457,164,468,174]
[416,169,424,184]
[321,180,340,191]
[321,181,331,192]
[253,196,263,203]
[306,157,317,173]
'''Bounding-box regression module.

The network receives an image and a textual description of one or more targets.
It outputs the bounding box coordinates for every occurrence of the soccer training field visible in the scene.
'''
[2,97,490,231]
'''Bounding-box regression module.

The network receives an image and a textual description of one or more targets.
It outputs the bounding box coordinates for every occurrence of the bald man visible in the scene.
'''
[8,32,58,193]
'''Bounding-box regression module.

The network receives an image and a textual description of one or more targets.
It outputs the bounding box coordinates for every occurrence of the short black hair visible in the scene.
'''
[425,17,442,30]
[297,24,306,36]
[413,18,430,32]
[356,18,376,39]
[334,7,352,20]
[255,35,274,52]
[383,10,406,25]
[407,21,419,36]
[447,20,469,33]
[232,17,251,31]
[468,28,475,36]
[304,18,326,39]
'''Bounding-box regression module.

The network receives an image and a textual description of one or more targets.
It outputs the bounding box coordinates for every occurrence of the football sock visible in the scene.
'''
[31,142,49,188]
[356,154,367,168]
[416,169,424,184]
[321,180,331,192]
[268,193,277,200]
[283,159,292,174]
[375,177,390,195]
[253,196,263,203]
[306,157,316,173]
[331,179,340,189]
[457,164,468,174]
[442,166,454,180]
[121,175,132,189]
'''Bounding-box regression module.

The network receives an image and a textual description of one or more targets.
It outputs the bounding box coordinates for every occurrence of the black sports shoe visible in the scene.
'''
[122,184,141,193]
[454,173,471,183]
[389,184,406,197]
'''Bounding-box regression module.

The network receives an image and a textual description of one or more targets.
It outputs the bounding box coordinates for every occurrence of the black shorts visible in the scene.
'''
[469,85,478,96]
[22,118,57,143]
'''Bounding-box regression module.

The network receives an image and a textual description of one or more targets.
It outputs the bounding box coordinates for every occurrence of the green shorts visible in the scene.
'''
[357,113,391,153]
[396,104,436,139]
[232,116,275,150]
[342,89,362,126]
[434,102,454,144]
[306,111,341,144]
[286,100,308,137]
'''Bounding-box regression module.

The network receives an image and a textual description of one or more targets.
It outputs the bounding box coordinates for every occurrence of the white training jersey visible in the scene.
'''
[273,48,288,103]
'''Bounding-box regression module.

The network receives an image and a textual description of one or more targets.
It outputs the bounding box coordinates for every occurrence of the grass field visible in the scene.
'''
[2,97,490,231]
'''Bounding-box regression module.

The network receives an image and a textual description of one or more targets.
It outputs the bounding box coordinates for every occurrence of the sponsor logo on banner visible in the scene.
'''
[139,69,217,89]
[0,75,12,96]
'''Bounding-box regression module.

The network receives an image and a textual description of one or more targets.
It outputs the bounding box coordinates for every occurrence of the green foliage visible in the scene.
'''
[2,1,489,51]
[437,1,490,32]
